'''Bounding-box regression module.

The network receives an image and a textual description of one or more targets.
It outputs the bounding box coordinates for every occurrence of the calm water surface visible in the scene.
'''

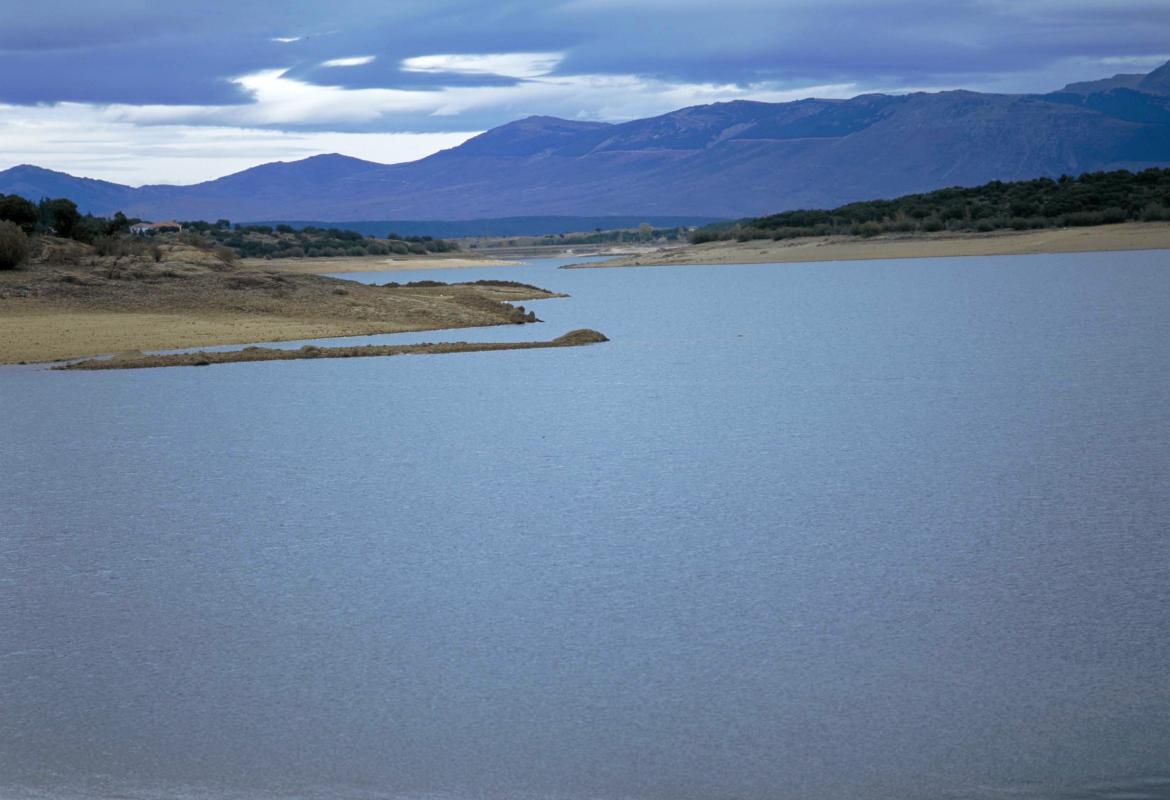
[2,252,1169,800]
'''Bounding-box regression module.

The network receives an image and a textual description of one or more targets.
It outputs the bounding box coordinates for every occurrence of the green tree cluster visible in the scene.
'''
[693,167,1170,243]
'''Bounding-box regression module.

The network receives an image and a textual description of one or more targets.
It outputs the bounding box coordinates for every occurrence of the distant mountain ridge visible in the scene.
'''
[5,60,1170,221]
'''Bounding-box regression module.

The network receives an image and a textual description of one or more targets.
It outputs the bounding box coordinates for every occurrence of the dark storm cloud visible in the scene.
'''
[1,0,1168,123]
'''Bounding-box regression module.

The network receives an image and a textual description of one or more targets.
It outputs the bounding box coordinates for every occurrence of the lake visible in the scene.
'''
[2,251,1169,800]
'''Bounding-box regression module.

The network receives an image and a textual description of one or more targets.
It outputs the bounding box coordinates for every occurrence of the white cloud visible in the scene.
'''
[272,36,302,43]
[1093,53,1170,68]
[211,67,860,126]
[320,55,376,67]
[0,103,477,185]
[401,52,564,79]
[0,60,873,185]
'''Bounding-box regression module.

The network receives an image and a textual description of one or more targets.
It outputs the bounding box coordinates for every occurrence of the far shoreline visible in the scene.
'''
[573,222,1170,268]
[248,254,523,274]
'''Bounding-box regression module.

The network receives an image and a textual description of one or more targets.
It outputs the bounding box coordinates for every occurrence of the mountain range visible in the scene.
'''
[4,61,1170,223]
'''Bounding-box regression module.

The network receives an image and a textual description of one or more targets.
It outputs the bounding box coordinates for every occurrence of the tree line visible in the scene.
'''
[179,221,460,258]
[691,167,1170,243]
[0,193,460,268]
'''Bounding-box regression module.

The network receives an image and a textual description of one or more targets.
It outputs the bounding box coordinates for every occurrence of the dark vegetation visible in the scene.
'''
[466,223,690,251]
[691,168,1170,243]
[178,220,460,259]
[0,221,30,269]
[0,191,460,267]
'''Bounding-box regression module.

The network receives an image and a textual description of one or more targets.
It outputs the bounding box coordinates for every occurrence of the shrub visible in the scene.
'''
[178,231,213,250]
[93,235,128,257]
[689,229,724,244]
[0,220,30,269]
[213,245,237,265]
[1141,204,1170,222]
[0,194,39,233]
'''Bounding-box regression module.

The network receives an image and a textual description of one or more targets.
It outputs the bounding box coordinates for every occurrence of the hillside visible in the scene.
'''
[4,61,1170,221]
[697,167,1170,242]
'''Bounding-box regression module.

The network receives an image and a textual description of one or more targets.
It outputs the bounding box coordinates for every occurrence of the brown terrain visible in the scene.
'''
[580,222,1170,268]
[0,238,572,365]
[59,329,609,370]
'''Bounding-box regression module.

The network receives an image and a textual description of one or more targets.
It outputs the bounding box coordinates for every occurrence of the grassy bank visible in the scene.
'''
[0,237,565,364]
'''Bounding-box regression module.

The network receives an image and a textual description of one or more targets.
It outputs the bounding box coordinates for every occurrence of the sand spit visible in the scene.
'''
[574,222,1170,268]
[0,239,564,364]
[57,329,609,370]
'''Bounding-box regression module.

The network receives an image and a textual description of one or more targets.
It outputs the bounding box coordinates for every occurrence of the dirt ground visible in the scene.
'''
[0,239,562,364]
[582,222,1170,268]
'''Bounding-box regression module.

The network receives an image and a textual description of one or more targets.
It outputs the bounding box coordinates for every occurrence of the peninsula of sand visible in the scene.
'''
[0,238,597,365]
[579,222,1170,268]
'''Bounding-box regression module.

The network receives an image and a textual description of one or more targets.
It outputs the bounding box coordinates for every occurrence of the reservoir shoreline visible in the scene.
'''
[576,222,1170,268]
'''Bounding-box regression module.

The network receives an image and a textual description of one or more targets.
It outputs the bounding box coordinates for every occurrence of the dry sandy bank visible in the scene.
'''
[58,329,610,370]
[0,240,559,364]
[577,223,1170,268]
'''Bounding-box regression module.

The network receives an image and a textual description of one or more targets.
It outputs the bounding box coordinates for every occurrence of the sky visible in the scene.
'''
[2,0,1168,185]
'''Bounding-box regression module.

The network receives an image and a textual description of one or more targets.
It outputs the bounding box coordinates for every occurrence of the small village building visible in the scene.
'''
[130,221,183,235]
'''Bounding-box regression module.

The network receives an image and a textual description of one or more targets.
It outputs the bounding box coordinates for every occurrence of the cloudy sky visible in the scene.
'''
[3,0,1168,184]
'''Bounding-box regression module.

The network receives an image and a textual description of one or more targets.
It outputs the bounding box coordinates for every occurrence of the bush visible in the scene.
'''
[213,245,237,265]
[1142,204,1170,222]
[178,231,213,250]
[689,229,724,244]
[93,235,127,257]
[0,220,30,269]
[0,194,39,233]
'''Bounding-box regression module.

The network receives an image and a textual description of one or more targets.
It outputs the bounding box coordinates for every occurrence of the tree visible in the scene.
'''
[0,194,39,233]
[108,211,131,233]
[0,220,30,269]
[38,198,82,240]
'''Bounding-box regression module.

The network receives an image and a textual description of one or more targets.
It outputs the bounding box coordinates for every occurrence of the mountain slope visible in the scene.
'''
[4,61,1170,221]
[0,165,138,211]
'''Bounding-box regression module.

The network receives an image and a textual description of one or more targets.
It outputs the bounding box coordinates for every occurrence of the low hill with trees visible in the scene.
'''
[0,192,459,269]
[693,168,1170,243]
[179,221,460,259]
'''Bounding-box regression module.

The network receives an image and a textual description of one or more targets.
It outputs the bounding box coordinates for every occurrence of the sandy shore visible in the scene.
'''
[0,240,561,364]
[251,255,521,274]
[579,222,1170,268]
[0,307,537,365]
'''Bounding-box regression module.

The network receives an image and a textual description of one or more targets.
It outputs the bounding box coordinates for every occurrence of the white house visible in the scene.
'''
[130,221,182,235]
